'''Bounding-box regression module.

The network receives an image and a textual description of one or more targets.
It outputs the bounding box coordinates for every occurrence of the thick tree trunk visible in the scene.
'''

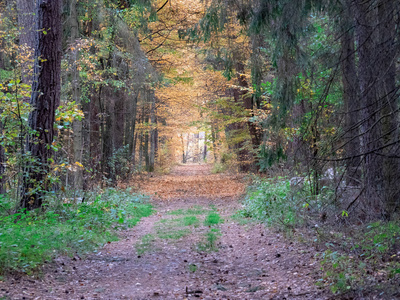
[354,0,382,214]
[340,2,361,185]
[353,0,400,217]
[21,0,62,210]
[377,0,400,217]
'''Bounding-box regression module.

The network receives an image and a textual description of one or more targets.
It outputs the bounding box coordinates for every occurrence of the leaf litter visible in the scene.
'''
[0,164,330,299]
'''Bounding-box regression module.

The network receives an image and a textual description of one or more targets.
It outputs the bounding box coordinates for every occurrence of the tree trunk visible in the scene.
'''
[211,123,218,162]
[203,134,207,161]
[127,91,139,162]
[0,110,5,194]
[21,0,62,210]
[89,87,101,180]
[132,132,138,167]
[149,91,156,172]
[144,122,150,171]
[17,0,36,85]
[340,1,361,185]
[114,90,125,151]
[102,88,115,181]
[69,0,84,191]
[377,0,400,217]
[354,0,382,214]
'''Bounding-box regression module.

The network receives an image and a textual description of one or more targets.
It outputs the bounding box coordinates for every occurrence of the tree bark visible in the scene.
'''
[353,0,400,217]
[126,91,139,163]
[21,0,62,210]
[17,0,36,85]
[354,0,381,213]
[149,91,157,172]
[89,87,101,180]
[340,1,361,185]
[69,0,84,191]
[377,0,400,217]
[102,88,114,181]
[211,123,218,162]
[114,90,125,150]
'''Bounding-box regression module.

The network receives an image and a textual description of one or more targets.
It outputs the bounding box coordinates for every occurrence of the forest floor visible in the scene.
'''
[0,164,330,300]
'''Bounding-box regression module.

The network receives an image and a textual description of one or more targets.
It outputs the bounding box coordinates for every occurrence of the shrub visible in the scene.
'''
[240,177,301,230]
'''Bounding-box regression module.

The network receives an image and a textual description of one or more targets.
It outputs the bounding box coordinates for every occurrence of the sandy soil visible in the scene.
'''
[0,164,330,300]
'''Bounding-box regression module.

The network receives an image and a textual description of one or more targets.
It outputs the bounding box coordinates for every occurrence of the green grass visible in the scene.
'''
[156,228,191,240]
[158,216,200,227]
[182,216,200,226]
[188,263,198,272]
[230,211,258,225]
[197,228,221,252]
[168,206,209,216]
[204,212,223,226]
[0,189,153,275]
[135,234,156,255]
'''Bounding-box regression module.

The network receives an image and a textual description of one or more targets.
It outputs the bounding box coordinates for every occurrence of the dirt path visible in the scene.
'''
[0,165,329,299]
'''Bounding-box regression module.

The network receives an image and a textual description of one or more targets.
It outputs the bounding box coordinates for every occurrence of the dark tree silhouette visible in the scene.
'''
[21,0,62,210]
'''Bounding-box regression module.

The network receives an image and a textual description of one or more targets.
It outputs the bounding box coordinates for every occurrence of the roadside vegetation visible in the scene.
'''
[237,175,400,297]
[0,189,153,275]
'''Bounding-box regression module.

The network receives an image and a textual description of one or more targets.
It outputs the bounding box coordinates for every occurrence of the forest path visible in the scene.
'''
[1,165,327,299]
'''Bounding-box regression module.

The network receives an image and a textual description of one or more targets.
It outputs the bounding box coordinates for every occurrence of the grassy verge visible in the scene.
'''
[239,176,400,297]
[0,188,153,275]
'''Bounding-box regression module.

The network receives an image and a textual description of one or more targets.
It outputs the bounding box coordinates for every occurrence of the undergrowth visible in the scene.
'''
[211,162,227,174]
[238,177,301,229]
[0,189,153,275]
[240,176,400,297]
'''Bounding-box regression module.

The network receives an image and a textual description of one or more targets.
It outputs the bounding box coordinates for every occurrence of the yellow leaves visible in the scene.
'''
[54,163,65,172]
[75,161,84,168]
[54,162,84,172]
[324,127,336,136]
